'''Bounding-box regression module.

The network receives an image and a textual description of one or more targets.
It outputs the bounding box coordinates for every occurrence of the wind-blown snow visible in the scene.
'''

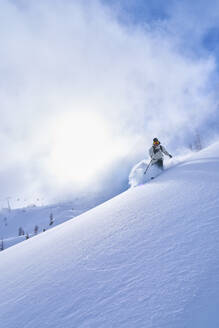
[128,159,164,186]
[128,153,187,187]
[0,142,219,327]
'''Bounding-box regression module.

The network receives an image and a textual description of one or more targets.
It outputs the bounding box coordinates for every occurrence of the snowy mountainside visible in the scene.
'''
[0,202,82,249]
[0,142,219,327]
[0,194,111,250]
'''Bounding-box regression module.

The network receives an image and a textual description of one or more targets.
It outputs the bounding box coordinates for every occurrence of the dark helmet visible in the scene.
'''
[153,138,160,145]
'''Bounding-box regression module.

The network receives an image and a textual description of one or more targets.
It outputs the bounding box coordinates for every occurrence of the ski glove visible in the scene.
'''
[169,154,172,158]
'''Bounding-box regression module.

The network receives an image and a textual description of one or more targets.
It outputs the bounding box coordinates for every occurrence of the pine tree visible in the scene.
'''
[18,227,24,236]
[0,238,4,251]
[49,213,54,226]
[195,132,202,151]
[34,225,39,235]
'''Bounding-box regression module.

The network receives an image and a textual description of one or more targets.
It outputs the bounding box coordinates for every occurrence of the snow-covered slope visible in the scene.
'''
[0,142,219,328]
[0,194,112,250]
[0,202,83,249]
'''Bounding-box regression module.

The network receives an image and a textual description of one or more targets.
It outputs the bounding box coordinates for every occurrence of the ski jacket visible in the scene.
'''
[149,144,170,164]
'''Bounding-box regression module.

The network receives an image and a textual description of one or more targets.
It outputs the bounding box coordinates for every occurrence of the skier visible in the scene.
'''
[149,138,172,170]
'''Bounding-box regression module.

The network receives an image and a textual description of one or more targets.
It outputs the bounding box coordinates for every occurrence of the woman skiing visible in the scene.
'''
[149,138,172,170]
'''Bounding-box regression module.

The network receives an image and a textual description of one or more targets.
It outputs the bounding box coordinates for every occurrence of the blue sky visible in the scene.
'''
[0,0,218,207]
[103,0,172,22]
[104,0,219,128]
[103,0,219,67]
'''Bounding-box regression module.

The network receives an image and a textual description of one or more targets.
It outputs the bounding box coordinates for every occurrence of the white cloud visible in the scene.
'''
[0,0,217,205]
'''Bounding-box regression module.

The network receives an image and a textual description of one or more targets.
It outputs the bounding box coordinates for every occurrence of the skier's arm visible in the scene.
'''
[161,146,172,158]
[149,147,154,159]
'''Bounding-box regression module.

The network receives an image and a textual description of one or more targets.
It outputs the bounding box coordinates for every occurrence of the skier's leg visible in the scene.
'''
[150,159,163,179]
[156,159,164,170]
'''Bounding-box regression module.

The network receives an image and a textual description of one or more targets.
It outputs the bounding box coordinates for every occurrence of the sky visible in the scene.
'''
[0,0,219,207]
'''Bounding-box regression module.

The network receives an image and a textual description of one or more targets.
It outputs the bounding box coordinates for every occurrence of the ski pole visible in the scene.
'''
[144,159,153,175]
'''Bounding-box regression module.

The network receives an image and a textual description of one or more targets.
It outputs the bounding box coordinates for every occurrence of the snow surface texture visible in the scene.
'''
[0,142,219,328]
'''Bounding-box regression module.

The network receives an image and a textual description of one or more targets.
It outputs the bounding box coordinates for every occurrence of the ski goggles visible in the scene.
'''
[153,141,160,145]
